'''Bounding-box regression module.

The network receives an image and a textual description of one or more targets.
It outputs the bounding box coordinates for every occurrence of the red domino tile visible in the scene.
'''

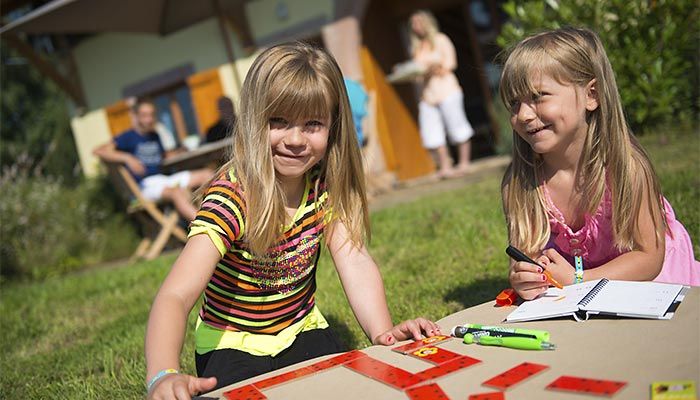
[409,346,463,365]
[483,362,549,390]
[223,384,267,400]
[253,366,317,390]
[415,355,482,381]
[405,383,450,400]
[253,350,366,389]
[468,391,505,400]
[391,335,452,354]
[546,375,627,397]
[306,350,367,372]
[344,355,424,389]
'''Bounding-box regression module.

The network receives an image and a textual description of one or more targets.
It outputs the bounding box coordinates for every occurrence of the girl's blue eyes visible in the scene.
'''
[269,118,325,129]
[508,93,548,113]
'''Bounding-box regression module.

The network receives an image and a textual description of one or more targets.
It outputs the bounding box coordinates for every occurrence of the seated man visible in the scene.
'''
[205,95,236,143]
[94,98,213,221]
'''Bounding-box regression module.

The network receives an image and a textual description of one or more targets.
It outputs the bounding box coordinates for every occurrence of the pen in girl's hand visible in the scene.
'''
[506,246,564,289]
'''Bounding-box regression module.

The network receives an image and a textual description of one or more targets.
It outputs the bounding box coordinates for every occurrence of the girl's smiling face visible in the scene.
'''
[411,15,427,37]
[269,115,329,183]
[509,72,598,156]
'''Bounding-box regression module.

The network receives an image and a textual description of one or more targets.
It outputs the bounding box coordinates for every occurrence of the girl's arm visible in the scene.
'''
[543,178,665,284]
[327,221,441,345]
[144,234,221,398]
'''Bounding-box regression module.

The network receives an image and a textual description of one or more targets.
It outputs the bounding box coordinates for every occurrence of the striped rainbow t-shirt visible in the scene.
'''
[188,166,331,355]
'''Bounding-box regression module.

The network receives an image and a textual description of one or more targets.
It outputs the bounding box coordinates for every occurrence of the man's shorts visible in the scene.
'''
[140,171,192,201]
[418,92,474,149]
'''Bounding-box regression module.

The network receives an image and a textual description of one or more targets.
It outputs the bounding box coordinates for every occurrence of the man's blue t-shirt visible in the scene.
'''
[113,129,164,181]
[344,78,369,147]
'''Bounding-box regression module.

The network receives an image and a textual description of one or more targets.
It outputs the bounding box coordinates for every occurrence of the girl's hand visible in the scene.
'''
[372,318,442,345]
[509,259,550,300]
[147,373,217,400]
[541,248,575,286]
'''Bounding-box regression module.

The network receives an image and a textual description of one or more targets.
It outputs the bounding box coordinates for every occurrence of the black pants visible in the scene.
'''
[195,328,347,390]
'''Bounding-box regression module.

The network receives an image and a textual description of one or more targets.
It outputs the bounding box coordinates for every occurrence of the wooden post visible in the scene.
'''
[2,32,86,107]
[55,35,86,108]
[462,2,500,146]
[214,0,243,90]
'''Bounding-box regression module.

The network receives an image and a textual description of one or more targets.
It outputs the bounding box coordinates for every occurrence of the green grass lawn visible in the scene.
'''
[1,130,698,399]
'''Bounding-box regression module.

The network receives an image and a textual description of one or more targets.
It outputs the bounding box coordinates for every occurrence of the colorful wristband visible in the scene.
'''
[147,368,179,392]
[574,256,584,284]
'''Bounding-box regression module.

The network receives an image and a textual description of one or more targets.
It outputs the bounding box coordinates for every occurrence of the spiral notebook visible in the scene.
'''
[506,279,688,322]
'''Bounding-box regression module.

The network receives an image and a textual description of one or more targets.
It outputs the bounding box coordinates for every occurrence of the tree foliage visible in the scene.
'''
[1,43,80,182]
[497,0,699,132]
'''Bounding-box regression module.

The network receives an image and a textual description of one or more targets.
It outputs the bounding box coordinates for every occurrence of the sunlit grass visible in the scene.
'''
[1,129,697,399]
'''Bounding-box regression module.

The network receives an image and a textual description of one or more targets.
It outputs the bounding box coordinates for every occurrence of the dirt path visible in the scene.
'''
[368,155,510,212]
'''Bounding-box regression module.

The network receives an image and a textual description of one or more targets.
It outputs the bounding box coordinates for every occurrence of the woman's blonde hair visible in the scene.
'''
[499,27,665,255]
[409,10,440,55]
[206,42,369,256]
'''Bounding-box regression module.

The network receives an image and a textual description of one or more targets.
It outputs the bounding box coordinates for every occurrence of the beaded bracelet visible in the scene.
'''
[147,369,179,393]
[574,256,584,284]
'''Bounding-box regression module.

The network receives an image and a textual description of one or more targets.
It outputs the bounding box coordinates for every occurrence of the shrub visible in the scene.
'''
[0,172,139,280]
[496,0,699,132]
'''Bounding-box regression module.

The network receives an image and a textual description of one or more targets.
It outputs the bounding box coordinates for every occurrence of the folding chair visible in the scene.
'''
[105,162,187,261]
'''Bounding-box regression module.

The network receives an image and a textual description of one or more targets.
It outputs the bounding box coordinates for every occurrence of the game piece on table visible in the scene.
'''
[344,355,424,389]
[391,335,452,354]
[223,384,267,400]
[253,366,317,390]
[651,380,697,400]
[253,350,366,389]
[496,289,518,306]
[415,355,482,381]
[546,375,627,397]
[483,362,549,390]
[306,349,367,372]
[405,383,450,400]
[409,346,463,365]
[469,391,506,400]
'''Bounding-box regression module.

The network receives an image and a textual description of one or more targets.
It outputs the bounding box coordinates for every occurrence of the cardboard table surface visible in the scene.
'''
[201,288,699,400]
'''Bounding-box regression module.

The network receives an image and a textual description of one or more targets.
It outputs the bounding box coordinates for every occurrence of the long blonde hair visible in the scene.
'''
[409,10,440,55]
[207,42,369,256]
[499,27,665,255]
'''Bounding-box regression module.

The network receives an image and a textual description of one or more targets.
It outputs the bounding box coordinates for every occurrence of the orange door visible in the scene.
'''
[105,100,132,136]
[187,69,224,138]
[360,47,435,181]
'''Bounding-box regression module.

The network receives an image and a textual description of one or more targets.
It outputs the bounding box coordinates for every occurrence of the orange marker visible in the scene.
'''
[542,270,564,289]
[506,245,564,289]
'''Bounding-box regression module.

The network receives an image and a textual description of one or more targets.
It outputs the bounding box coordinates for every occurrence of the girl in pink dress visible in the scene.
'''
[498,27,699,300]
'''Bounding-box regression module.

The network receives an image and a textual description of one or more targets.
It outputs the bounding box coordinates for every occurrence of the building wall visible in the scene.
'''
[70,16,261,176]
[72,18,240,110]
[71,109,111,177]
[245,0,333,45]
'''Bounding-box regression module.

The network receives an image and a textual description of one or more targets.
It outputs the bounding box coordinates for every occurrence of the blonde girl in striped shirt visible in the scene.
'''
[144,42,441,399]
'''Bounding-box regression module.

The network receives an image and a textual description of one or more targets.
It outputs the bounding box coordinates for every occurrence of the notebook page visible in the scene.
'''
[582,280,684,318]
[506,280,602,322]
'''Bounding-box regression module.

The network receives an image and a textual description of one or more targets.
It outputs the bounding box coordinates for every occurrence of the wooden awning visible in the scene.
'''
[0,0,246,36]
[1,0,252,108]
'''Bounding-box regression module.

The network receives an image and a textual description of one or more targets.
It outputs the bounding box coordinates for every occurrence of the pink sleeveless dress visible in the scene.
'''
[543,184,700,286]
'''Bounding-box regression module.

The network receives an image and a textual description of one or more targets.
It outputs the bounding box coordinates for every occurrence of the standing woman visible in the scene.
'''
[410,10,475,178]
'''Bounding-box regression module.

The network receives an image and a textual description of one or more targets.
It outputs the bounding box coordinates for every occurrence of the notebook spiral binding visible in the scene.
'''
[578,278,609,307]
